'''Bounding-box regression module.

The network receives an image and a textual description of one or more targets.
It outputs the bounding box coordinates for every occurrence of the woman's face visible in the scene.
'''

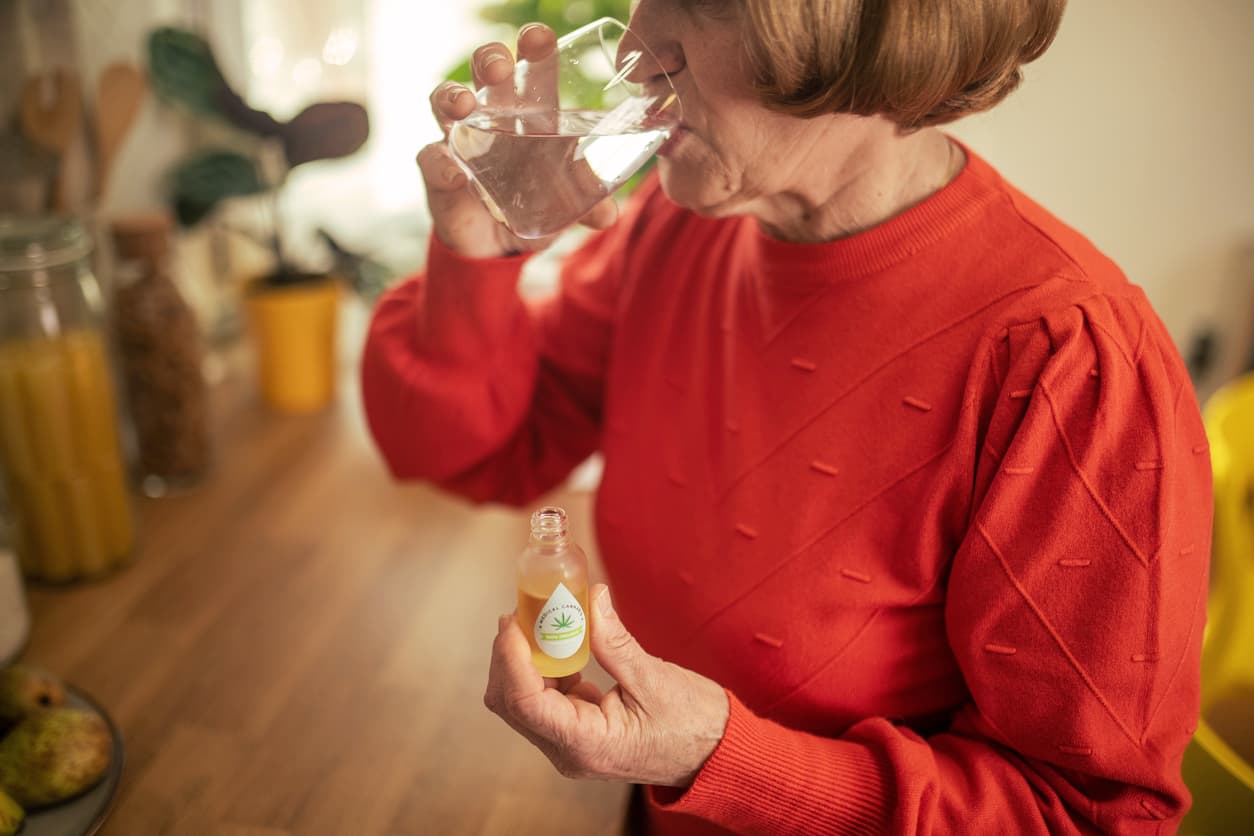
[627,0,860,218]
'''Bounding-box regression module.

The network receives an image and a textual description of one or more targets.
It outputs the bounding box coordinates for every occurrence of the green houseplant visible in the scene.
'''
[147,26,372,412]
[147,27,370,283]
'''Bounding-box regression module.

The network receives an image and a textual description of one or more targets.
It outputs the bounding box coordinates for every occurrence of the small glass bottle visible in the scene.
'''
[518,506,590,678]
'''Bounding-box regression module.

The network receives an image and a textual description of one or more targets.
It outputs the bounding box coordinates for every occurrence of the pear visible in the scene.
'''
[0,664,66,726]
[0,707,111,809]
[0,788,21,836]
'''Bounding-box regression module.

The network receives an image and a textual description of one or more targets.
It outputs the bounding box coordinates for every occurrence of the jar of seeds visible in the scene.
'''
[110,214,211,496]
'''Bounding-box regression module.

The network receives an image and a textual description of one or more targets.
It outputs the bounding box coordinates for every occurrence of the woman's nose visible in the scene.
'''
[616,31,684,85]
[619,0,684,83]
[648,41,685,77]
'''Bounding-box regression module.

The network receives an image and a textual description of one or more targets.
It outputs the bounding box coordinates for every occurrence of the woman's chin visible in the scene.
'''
[657,161,733,218]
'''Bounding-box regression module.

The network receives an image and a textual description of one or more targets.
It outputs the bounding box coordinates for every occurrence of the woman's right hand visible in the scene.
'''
[419,24,619,260]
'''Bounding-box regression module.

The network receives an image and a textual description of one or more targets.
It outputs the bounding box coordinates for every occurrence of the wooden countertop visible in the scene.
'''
[24,304,629,835]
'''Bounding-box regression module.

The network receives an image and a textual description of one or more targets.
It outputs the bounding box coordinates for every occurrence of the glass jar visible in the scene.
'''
[0,215,137,582]
[110,214,211,496]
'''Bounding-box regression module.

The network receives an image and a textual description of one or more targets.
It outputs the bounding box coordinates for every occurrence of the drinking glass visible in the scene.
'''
[447,18,682,239]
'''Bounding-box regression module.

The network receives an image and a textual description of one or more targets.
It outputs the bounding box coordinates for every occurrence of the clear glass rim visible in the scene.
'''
[0,215,93,275]
[565,16,680,115]
[564,15,628,49]
[461,16,681,120]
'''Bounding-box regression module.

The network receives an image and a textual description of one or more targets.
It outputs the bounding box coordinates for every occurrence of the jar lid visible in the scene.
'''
[0,215,93,273]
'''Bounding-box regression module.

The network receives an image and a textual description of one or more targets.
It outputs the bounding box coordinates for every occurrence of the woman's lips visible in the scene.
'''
[657,127,689,157]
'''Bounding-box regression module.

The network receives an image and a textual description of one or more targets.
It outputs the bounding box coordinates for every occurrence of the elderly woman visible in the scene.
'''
[362,1,1212,833]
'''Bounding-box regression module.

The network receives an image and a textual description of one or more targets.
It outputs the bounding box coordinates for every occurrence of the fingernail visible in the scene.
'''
[519,23,545,38]
[446,86,466,105]
[445,166,463,184]
[597,588,614,617]
[481,52,507,70]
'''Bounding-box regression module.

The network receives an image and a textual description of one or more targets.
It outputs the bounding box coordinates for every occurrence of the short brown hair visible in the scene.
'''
[741,0,1066,128]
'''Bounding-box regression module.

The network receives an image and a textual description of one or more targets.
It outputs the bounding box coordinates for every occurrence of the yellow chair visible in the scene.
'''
[1181,374,1254,835]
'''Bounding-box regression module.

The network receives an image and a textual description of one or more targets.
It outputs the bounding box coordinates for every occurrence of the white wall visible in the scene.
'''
[948,0,1254,398]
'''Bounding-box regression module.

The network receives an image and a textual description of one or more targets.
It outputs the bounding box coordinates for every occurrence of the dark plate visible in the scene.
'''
[17,685,124,836]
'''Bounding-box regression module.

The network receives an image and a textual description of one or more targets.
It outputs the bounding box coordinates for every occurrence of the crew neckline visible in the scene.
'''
[741,141,1002,284]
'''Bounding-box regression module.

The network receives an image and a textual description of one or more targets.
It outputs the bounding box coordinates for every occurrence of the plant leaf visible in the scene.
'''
[169,150,264,226]
[147,27,230,116]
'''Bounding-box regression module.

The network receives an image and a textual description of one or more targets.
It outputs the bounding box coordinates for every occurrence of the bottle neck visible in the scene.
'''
[528,535,569,553]
[529,506,569,549]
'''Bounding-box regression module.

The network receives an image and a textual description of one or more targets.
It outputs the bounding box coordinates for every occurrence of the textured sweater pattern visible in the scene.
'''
[362,149,1211,834]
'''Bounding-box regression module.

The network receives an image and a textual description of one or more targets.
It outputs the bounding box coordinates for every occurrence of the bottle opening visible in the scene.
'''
[530,506,568,541]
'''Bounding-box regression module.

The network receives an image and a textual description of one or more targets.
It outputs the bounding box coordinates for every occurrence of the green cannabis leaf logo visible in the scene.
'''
[553,613,575,630]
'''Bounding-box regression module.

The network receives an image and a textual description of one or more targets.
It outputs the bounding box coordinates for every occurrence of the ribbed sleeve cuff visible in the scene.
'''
[427,232,533,279]
[649,692,892,835]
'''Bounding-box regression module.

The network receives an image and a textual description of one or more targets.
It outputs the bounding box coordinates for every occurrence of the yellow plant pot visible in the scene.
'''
[244,277,341,413]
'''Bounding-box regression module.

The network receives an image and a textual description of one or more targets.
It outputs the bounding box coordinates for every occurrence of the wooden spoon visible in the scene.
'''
[95,62,147,198]
[20,69,83,212]
[19,69,81,155]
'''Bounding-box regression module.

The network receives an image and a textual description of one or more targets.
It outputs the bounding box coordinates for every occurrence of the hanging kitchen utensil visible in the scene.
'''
[19,69,82,211]
[95,62,147,198]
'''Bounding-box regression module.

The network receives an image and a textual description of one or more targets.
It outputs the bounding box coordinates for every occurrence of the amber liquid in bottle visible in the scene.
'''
[518,506,590,678]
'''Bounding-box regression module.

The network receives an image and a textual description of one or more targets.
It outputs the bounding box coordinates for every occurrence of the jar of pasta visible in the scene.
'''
[0,215,137,582]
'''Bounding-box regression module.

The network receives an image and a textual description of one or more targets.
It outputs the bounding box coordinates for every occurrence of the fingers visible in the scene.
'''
[589,585,654,693]
[484,614,552,738]
[429,82,475,136]
[580,197,619,230]
[516,23,557,63]
[485,614,586,747]
[566,680,605,704]
[472,43,516,110]
[549,673,605,704]
[438,23,554,134]
[490,613,545,705]
[546,672,582,693]
[516,23,558,132]
[483,608,640,783]
[416,142,466,193]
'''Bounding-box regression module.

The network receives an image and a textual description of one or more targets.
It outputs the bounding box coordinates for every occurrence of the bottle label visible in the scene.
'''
[533,582,586,659]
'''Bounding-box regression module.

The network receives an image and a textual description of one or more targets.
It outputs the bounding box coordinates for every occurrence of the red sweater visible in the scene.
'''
[362,149,1212,835]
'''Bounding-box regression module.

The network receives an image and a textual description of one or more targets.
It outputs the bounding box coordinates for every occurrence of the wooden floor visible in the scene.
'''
[24,303,630,835]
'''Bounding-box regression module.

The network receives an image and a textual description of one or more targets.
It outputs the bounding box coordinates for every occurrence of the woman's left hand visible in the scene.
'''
[484,584,730,787]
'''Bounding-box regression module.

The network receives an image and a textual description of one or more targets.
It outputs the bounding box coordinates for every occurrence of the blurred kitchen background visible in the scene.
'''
[0,0,1252,834]
[3,0,1252,379]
